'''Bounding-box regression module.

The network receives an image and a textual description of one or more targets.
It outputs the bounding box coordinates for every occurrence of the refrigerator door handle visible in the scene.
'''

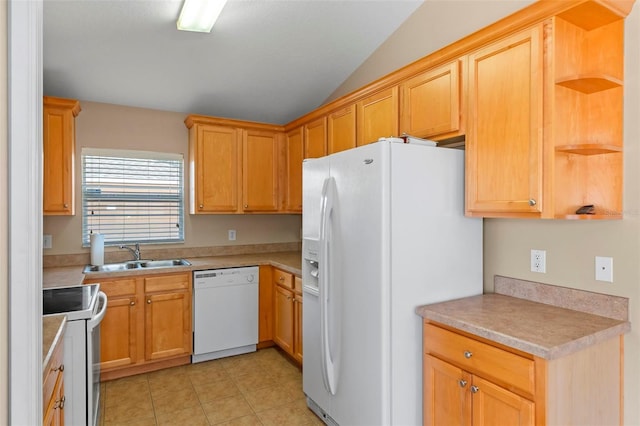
[319,177,339,395]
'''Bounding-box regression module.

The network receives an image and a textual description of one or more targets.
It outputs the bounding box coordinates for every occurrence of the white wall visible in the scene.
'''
[43,101,302,256]
[335,1,640,424]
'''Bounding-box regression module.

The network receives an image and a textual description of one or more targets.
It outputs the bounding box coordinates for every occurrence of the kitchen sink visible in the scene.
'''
[83,259,191,273]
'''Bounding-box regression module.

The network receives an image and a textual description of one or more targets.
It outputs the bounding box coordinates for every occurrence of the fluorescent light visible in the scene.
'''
[177,0,227,33]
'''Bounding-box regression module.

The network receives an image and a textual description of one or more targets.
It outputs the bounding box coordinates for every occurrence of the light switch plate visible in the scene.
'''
[43,234,52,249]
[595,256,613,282]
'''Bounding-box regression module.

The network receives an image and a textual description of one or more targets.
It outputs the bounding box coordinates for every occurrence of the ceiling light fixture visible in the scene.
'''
[177,0,228,33]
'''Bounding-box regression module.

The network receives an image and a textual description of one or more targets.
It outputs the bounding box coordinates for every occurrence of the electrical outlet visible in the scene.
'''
[43,234,52,249]
[530,249,546,273]
[228,229,236,241]
[595,256,613,282]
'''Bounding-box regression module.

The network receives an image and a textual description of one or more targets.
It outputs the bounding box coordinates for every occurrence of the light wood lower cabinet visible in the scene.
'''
[43,336,65,426]
[423,321,623,426]
[84,272,192,379]
[272,267,302,363]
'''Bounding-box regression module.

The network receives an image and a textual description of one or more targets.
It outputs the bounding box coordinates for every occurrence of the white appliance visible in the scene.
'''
[192,266,259,363]
[302,138,482,425]
[43,284,108,426]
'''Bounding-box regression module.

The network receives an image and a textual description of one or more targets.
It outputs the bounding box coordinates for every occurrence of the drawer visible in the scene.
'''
[145,273,190,293]
[43,339,63,414]
[273,268,293,289]
[97,278,137,297]
[424,322,535,396]
[294,276,302,294]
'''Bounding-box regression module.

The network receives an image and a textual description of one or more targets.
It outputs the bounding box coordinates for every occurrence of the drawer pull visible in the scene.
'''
[54,364,64,372]
[458,379,467,388]
[463,350,473,359]
[470,385,479,394]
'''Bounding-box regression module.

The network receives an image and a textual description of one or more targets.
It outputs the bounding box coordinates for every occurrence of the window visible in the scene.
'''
[82,148,184,246]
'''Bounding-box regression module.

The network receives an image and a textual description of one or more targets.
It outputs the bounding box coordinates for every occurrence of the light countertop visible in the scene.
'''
[43,251,301,288]
[416,279,631,360]
[42,315,66,376]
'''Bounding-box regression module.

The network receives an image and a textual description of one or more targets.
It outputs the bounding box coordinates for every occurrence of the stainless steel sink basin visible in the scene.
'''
[83,259,191,273]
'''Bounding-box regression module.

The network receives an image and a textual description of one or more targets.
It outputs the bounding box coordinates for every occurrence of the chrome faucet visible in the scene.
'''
[119,243,141,261]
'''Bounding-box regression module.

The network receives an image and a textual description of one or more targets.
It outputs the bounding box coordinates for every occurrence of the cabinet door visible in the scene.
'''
[400,60,463,139]
[304,117,327,158]
[424,355,471,426]
[191,124,240,213]
[243,129,279,211]
[43,97,80,215]
[284,127,303,212]
[95,278,139,370]
[466,25,544,216]
[273,284,294,355]
[145,289,192,360]
[471,376,534,426]
[327,105,356,154]
[357,87,399,146]
[293,290,303,363]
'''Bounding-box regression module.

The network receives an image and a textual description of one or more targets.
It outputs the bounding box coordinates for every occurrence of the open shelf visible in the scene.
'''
[558,213,623,220]
[555,144,622,155]
[557,2,626,31]
[556,74,622,94]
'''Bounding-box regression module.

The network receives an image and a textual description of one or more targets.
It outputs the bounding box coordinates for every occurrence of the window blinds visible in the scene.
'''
[81,148,184,246]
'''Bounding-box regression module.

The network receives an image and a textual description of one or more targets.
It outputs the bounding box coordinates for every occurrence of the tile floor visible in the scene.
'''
[98,348,323,426]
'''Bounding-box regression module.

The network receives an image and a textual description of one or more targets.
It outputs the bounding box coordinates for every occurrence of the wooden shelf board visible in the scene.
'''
[557,2,625,31]
[556,75,622,94]
[555,144,622,155]
[559,213,622,220]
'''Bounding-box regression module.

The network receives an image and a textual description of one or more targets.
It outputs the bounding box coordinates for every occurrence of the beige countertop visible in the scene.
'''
[42,315,66,377]
[416,293,631,360]
[43,251,301,288]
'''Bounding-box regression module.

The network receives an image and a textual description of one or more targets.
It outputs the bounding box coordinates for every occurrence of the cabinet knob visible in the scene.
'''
[528,199,537,206]
[463,350,473,359]
[63,203,69,208]
[279,276,284,281]
[244,204,248,208]
[130,300,135,306]
[470,385,479,394]
[147,299,151,304]
[458,379,467,388]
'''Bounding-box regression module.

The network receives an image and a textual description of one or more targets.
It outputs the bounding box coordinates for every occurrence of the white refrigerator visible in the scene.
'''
[302,138,482,425]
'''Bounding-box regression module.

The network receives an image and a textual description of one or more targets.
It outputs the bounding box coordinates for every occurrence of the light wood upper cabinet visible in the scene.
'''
[304,117,327,158]
[327,105,356,154]
[186,115,286,214]
[242,129,279,212]
[188,123,240,213]
[550,11,624,219]
[356,87,399,145]
[400,59,463,140]
[284,127,303,212]
[43,96,80,215]
[466,25,544,217]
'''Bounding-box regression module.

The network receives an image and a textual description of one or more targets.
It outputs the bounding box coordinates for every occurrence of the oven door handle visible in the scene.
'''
[88,291,108,330]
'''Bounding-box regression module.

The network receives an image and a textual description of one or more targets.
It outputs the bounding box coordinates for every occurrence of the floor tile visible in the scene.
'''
[99,347,311,425]
[202,395,254,424]
[155,405,209,426]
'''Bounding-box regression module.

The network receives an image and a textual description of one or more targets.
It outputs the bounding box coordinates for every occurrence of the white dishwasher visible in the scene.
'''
[192,266,259,363]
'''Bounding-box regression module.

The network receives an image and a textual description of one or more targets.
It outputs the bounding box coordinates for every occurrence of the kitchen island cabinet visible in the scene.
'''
[84,271,192,380]
[43,96,80,216]
[417,285,630,426]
